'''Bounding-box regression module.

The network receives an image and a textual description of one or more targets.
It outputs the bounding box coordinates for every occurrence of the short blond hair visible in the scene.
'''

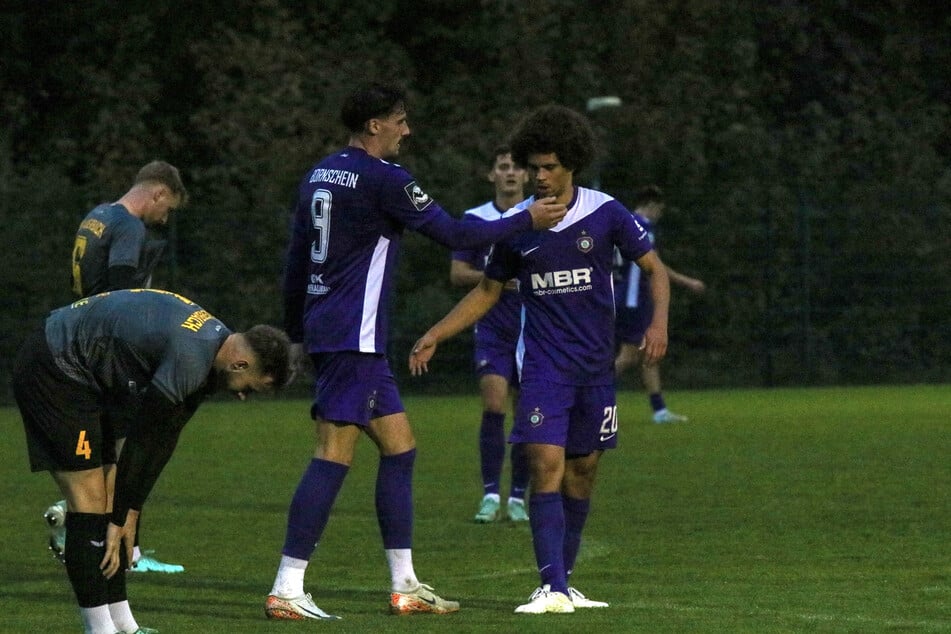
[135,160,188,206]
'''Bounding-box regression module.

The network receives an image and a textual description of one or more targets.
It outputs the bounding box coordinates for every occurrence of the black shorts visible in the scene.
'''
[12,328,118,473]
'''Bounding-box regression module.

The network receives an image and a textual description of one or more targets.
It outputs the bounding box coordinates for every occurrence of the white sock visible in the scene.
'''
[80,605,117,634]
[386,548,419,592]
[108,600,138,633]
[508,496,524,505]
[132,545,142,564]
[483,493,501,503]
[271,555,309,597]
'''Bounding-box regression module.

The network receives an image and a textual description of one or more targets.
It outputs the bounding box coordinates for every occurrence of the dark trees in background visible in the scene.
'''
[1,0,948,400]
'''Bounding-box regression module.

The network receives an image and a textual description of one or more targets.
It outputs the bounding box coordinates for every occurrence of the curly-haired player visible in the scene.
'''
[410,104,671,614]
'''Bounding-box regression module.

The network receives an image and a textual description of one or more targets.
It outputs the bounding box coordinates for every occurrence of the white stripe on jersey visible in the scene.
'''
[505,187,615,232]
[515,304,527,382]
[360,236,390,352]
[464,201,508,221]
[625,261,642,308]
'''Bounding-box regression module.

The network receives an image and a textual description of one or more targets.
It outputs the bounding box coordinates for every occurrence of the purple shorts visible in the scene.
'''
[511,379,618,454]
[309,352,405,426]
[473,338,519,386]
[615,304,653,345]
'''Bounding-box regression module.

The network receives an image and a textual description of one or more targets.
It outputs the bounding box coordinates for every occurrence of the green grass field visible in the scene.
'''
[1,385,948,633]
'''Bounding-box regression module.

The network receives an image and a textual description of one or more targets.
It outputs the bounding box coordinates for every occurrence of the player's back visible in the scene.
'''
[72,203,145,297]
[45,289,228,398]
[291,147,415,354]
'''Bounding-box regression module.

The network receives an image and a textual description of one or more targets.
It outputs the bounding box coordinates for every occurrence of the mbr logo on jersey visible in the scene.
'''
[530,267,594,296]
[404,182,433,211]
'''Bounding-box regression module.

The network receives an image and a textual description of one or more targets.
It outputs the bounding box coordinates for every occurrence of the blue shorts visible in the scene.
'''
[309,352,405,426]
[473,338,519,386]
[615,304,653,345]
[511,379,618,454]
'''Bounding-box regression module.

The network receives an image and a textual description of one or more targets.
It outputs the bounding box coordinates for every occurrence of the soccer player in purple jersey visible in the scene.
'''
[450,144,531,524]
[410,105,671,614]
[267,83,567,620]
[614,185,706,424]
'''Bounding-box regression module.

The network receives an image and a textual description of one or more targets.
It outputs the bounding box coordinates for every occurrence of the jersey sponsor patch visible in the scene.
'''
[404,182,434,211]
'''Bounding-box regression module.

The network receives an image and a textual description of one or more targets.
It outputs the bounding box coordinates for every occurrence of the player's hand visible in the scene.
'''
[527,196,567,229]
[286,343,309,385]
[639,324,668,366]
[686,279,706,295]
[409,334,438,376]
[101,509,138,579]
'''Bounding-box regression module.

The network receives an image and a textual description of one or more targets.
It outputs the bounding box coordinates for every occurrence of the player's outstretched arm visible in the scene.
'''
[666,265,706,295]
[410,277,504,375]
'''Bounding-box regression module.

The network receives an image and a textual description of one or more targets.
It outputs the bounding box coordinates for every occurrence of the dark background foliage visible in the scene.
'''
[1,0,948,402]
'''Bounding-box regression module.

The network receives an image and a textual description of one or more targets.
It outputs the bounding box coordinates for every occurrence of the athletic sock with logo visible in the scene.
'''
[64,512,111,612]
[282,458,349,561]
[509,441,530,500]
[529,491,568,594]
[562,495,591,577]
[479,412,505,495]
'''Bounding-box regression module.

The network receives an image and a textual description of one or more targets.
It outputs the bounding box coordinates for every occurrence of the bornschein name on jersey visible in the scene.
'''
[529,268,594,296]
[309,168,359,189]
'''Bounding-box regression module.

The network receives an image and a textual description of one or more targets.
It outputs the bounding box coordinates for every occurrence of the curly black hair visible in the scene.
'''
[509,105,597,173]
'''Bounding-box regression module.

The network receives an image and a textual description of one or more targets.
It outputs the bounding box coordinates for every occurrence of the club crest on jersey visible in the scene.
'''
[577,232,594,253]
[404,182,433,211]
[528,408,545,427]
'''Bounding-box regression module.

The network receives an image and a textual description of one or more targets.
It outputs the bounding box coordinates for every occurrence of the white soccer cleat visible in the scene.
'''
[514,585,575,614]
[568,586,609,608]
[265,593,341,620]
[390,583,460,614]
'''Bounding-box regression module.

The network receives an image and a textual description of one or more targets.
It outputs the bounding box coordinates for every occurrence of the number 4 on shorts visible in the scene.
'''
[75,430,91,459]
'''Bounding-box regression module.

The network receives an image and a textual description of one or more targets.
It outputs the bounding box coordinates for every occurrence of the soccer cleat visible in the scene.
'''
[506,498,529,522]
[514,585,575,614]
[653,409,688,424]
[43,500,67,564]
[567,586,609,608]
[265,593,341,620]
[474,496,501,523]
[390,583,460,614]
[121,628,159,634]
[130,550,185,573]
